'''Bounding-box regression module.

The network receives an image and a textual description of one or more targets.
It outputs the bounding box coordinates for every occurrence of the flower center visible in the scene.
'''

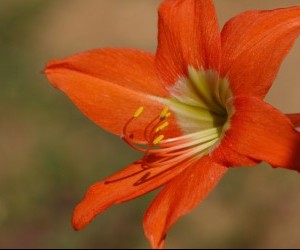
[122,67,234,169]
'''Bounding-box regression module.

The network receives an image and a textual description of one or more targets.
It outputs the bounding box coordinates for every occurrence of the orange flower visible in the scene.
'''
[45,0,300,248]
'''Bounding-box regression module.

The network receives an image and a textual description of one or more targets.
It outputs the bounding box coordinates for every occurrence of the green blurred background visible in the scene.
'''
[1,0,300,248]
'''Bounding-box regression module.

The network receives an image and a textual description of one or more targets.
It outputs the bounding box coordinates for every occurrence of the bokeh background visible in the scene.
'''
[1,0,300,248]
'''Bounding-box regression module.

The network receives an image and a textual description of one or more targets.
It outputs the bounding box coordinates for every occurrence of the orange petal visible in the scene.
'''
[46,48,167,97]
[45,49,180,139]
[212,142,259,168]
[72,158,193,231]
[143,156,227,249]
[286,113,300,131]
[221,7,300,98]
[222,96,300,170]
[156,0,221,86]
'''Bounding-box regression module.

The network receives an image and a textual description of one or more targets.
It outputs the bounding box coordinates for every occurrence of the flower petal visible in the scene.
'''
[156,0,221,86]
[221,7,300,98]
[212,143,260,168]
[143,157,227,249]
[45,49,180,139]
[72,158,193,231]
[46,48,167,97]
[286,113,300,131]
[222,96,300,170]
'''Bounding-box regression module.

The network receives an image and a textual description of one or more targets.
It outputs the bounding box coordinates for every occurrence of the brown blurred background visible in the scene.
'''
[1,0,300,248]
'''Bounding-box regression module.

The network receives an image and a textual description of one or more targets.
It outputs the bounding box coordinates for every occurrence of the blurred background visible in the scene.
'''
[1,0,300,248]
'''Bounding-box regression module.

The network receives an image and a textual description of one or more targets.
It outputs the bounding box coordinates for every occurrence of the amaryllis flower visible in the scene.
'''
[45,0,300,248]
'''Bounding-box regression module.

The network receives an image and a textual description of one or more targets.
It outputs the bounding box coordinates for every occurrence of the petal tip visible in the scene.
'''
[145,232,165,249]
[44,59,78,90]
[43,60,65,89]
[44,60,59,73]
[71,205,91,231]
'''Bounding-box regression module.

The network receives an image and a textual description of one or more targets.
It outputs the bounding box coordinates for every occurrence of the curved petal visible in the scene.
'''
[222,96,300,170]
[286,113,300,131]
[221,7,300,98]
[72,158,193,231]
[143,156,227,249]
[156,0,221,86]
[46,48,167,97]
[212,142,260,168]
[45,49,181,139]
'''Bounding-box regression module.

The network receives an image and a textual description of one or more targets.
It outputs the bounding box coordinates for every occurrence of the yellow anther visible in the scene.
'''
[160,107,169,120]
[155,121,169,133]
[165,112,171,118]
[133,106,144,118]
[153,135,164,145]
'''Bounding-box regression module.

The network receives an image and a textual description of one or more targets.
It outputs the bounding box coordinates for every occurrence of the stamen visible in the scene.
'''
[155,121,169,133]
[122,106,171,152]
[165,112,171,118]
[160,107,169,120]
[153,135,164,145]
[122,100,225,170]
[144,115,162,142]
[133,106,144,118]
[144,139,218,168]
